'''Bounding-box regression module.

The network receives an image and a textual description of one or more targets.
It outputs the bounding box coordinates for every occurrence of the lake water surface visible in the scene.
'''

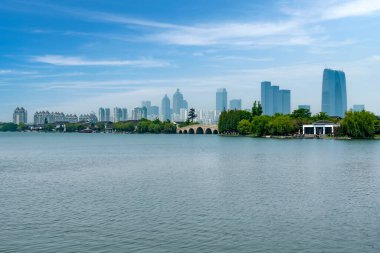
[0,133,379,252]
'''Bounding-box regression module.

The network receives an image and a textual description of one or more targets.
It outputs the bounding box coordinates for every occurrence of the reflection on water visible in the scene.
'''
[1,133,379,252]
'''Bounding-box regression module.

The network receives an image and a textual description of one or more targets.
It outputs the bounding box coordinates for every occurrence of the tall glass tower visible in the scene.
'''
[321,69,347,117]
[172,89,184,114]
[216,88,227,112]
[161,94,171,121]
[261,82,291,115]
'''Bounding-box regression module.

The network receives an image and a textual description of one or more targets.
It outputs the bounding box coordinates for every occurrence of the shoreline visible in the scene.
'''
[2,131,380,140]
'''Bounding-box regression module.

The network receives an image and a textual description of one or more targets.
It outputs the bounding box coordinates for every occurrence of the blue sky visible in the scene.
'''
[1,0,380,121]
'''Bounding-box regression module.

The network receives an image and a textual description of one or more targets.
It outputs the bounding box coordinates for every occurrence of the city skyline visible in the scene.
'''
[1,0,380,121]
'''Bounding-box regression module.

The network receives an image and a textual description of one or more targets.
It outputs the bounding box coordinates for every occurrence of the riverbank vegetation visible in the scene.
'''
[0,119,177,134]
[218,101,380,139]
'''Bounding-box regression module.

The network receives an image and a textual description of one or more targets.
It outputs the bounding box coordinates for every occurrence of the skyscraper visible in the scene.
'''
[161,94,171,121]
[13,107,27,124]
[322,69,347,117]
[132,107,147,120]
[105,108,111,122]
[280,90,291,115]
[261,82,291,115]
[216,88,227,112]
[230,99,242,110]
[98,108,105,122]
[113,107,122,122]
[172,89,184,115]
[261,81,273,115]
[121,108,128,121]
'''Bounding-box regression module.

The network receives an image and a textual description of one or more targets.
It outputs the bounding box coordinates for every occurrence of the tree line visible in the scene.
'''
[218,101,380,138]
[0,119,177,134]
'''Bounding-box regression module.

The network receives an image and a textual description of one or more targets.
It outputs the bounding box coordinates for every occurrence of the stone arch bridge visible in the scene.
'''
[177,124,219,135]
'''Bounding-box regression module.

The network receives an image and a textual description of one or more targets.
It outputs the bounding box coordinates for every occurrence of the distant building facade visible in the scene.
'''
[132,107,147,120]
[321,69,347,117]
[121,108,128,121]
[230,99,242,110]
[352,104,365,112]
[216,88,227,112]
[114,107,122,122]
[79,113,98,123]
[34,111,78,125]
[99,108,105,122]
[13,107,27,124]
[261,81,291,115]
[298,105,311,111]
[161,94,171,121]
[104,108,111,122]
[173,89,185,115]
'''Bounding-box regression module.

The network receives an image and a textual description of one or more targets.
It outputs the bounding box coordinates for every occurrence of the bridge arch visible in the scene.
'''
[189,128,195,134]
[196,127,204,134]
[205,128,212,134]
[183,130,188,134]
[213,129,219,134]
[178,130,183,134]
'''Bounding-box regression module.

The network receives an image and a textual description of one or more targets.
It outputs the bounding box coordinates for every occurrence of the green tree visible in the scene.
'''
[237,119,251,135]
[187,108,197,122]
[0,123,18,132]
[251,115,271,136]
[17,123,29,131]
[162,121,176,133]
[268,115,297,136]
[340,110,378,138]
[313,112,330,121]
[137,120,150,133]
[291,108,311,119]
[252,101,263,117]
[218,110,252,134]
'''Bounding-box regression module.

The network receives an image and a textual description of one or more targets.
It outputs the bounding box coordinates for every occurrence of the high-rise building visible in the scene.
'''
[230,99,242,110]
[280,90,291,115]
[161,94,171,121]
[298,105,311,111]
[114,107,122,122]
[183,100,188,110]
[353,104,365,112]
[261,82,291,115]
[105,108,111,122]
[13,107,27,124]
[142,101,151,109]
[132,107,147,120]
[149,106,159,120]
[121,108,128,121]
[34,111,78,124]
[216,88,227,112]
[79,113,98,123]
[99,108,105,122]
[322,69,347,117]
[261,82,274,115]
[172,89,184,115]
[142,101,151,115]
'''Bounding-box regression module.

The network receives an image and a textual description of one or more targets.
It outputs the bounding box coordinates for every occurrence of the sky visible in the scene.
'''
[1,0,380,121]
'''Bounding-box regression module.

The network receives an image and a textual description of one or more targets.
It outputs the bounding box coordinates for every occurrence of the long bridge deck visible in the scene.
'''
[177,124,218,134]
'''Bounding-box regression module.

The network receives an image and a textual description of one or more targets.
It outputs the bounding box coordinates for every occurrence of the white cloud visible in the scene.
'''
[321,0,380,20]
[0,70,13,74]
[32,55,170,67]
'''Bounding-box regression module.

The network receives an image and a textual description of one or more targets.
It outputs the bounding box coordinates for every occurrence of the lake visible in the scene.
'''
[0,133,379,252]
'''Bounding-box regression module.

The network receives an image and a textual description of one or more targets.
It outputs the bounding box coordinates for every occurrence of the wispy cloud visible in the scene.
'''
[0,69,37,75]
[321,0,380,20]
[32,55,170,67]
